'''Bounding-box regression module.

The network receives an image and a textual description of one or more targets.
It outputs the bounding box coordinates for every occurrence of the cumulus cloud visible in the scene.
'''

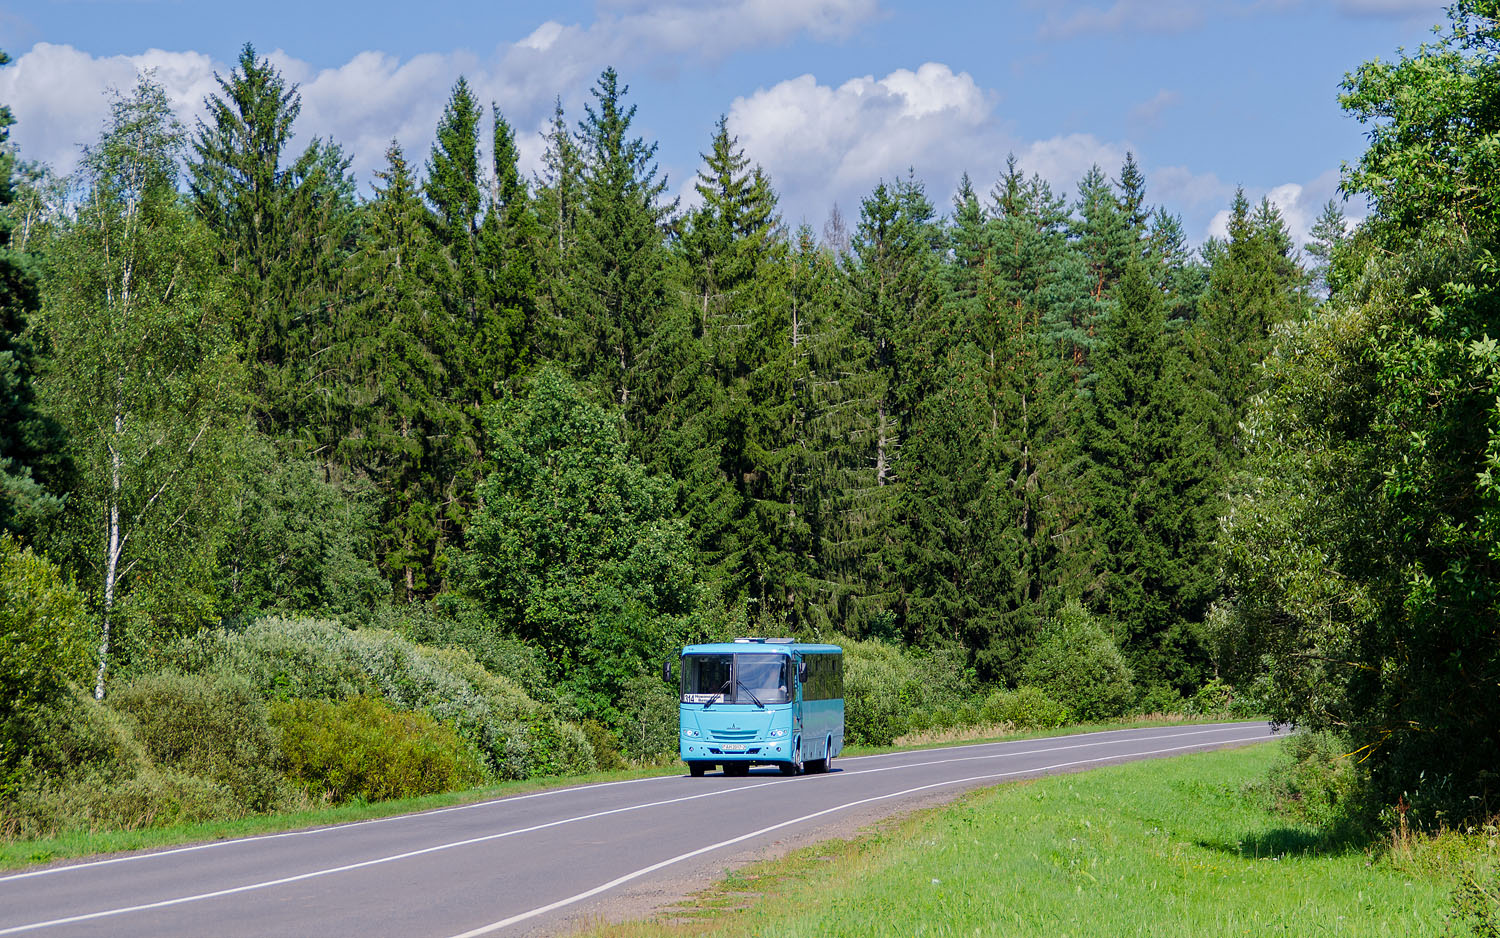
[1204,168,1362,246]
[0,0,882,184]
[725,63,1208,229]
[727,64,1006,224]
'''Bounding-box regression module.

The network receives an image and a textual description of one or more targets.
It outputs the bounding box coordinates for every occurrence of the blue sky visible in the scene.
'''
[0,0,1450,245]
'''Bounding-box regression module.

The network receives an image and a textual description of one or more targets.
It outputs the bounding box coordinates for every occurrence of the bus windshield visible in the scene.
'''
[681,653,791,705]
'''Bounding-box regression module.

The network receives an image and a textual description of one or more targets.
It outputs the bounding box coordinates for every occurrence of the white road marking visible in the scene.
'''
[446,733,1272,937]
[0,722,1268,885]
[0,773,680,884]
[0,724,1276,935]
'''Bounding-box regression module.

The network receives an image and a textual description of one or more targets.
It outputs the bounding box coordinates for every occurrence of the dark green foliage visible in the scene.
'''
[217,444,386,624]
[271,695,483,804]
[338,143,466,599]
[188,43,357,441]
[460,369,700,722]
[565,68,681,422]
[0,55,64,535]
[1082,262,1220,690]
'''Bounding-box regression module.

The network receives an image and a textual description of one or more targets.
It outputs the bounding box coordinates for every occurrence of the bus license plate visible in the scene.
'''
[720,744,746,751]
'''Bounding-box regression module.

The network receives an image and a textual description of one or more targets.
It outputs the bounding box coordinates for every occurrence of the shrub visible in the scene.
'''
[579,720,626,771]
[616,671,677,760]
[153,617,604,780]
[10,766,245,837]
[1252,731,1373,833]
[1019,600,1135,721]
[108,671,282,810]
[980,686,1071,729]
[843,639,924,746]
[271,696,484,804]
[0,536,92,795]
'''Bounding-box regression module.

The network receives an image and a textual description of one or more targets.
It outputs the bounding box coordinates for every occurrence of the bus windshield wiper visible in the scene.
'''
[703,679,732,708]
[737,681,765,709]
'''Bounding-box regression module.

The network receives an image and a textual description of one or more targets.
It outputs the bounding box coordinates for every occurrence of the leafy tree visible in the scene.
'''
[1019,599,1134,721]
[217,441,386,623]
[39,78,242,697]
[1219,0,1500,822]
[0,51,64,534]
[460,369,700,722]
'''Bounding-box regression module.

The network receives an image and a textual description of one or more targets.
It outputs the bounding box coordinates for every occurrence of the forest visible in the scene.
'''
[0,0,1496,839]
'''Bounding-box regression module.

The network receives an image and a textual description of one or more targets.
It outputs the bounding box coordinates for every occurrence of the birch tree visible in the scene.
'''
[39,77,241,698]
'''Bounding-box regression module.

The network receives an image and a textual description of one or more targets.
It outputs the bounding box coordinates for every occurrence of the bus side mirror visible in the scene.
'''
[798,661,807,682]
[662,658,673,683]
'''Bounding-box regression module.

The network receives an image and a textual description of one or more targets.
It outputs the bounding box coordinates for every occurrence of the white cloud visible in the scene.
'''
[1204,168,1362,246]
[727,64,1003,224]
[0,0,883,185]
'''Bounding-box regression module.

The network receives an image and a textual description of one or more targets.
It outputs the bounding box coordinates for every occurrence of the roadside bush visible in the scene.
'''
[0,536,92,796]
[380,599,557,705]
[1020,600,1135,721]
[1251,731,1373,833]
[153,617,604,780]
[12,766,245,837]
[579,720,627,771]
[843,639,924,746]
[271,696,484,805]
[616,671,677,759]
[842,640,985,746]
[108,671,282,811]
[980,686,1071,730]
[1186,677,1261,717]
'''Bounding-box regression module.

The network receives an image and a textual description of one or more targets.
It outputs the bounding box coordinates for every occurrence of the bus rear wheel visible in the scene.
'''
[724,762,750,777]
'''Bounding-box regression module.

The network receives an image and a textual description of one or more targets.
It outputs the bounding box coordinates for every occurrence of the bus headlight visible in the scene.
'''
[683,729,700,738]
[768,729,787,738]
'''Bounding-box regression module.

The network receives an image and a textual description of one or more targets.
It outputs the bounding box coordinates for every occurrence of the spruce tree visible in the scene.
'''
[0,51,63,534]
[336,143,469,599]
[1082,262,1219,691]
[188,43,357,440]
[569,68,680,426]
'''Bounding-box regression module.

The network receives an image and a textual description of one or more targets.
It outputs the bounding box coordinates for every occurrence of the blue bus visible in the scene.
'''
[667,638,844,777]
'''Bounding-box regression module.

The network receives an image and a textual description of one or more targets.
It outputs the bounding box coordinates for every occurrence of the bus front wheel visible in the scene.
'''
[688,761,710,777]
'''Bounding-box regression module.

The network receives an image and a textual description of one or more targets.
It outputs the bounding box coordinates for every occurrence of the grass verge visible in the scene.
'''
[579,743,1474,937]
[0,715,1257,873]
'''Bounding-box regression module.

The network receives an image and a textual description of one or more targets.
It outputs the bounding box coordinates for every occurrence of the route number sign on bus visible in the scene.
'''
[664,638,843,777]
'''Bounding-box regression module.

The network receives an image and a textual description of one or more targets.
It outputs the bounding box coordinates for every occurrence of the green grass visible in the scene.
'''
[0,715,1255,873]
[584,743,1472,938]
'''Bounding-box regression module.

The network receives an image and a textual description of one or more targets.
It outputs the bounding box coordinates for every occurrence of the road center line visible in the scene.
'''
[445,733,1273,937]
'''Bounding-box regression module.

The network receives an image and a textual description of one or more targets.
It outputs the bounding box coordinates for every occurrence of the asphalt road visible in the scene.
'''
[0,721,1281,938]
